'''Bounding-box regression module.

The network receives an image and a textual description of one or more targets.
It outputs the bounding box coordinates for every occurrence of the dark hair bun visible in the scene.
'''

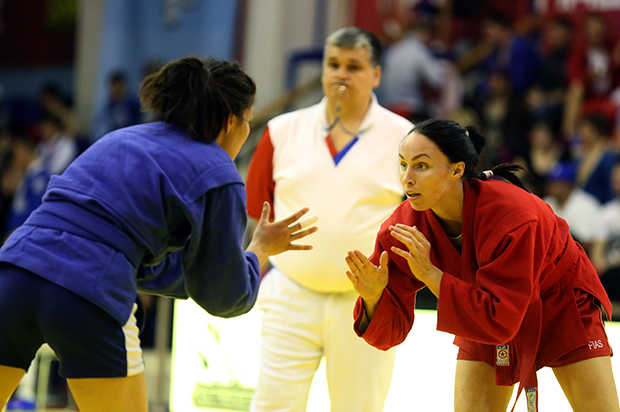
[139,56,256,143]
[465,125,485,156]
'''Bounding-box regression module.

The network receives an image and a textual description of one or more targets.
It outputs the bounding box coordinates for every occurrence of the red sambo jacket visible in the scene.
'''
[354,178,612,410]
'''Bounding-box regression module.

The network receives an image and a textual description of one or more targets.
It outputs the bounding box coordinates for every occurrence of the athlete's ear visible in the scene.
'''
[453,161,465,179]
[223,114,234,134]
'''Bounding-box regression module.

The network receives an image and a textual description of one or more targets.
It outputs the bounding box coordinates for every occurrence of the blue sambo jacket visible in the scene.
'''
[0,121,261,324]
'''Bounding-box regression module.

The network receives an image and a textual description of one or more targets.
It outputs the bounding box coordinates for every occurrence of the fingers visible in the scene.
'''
[289,215,318,232]
[390,228,417,252]
[269,207,318,233]
[345,256,356,272]
[391,224,426,238]
[298,215,318,230]
[391,223,414,232]
[346,250,367,272]
[285,227,317,251]
[390,224,423,240]
[390,225,427,253]
[390,246,411,261]
[280,207,311,227]
[353,250,372,267]
[345,270,358,285]
[286,243,313,251]
[289,226,318,241]
[379,251,389,273]
[389,225,414,244]
[259,202,272,223]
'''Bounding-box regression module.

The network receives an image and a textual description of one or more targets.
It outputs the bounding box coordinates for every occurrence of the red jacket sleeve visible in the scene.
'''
[353,219,426,350]
[245,126,275,221]
[436,222,539,345]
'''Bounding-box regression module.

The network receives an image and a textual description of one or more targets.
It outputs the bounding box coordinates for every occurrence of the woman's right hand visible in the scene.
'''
[246,202,318,267]
[345,250,389,321]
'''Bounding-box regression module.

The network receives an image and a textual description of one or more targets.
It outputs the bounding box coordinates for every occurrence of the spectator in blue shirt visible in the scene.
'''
[92,71,142,142]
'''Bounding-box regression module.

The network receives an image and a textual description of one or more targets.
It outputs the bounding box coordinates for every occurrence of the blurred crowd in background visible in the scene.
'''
[376,0,620,308]
[2,0,620,306]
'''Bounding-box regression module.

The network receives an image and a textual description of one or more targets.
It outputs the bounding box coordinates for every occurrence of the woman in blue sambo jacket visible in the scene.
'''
[0,56,317,412]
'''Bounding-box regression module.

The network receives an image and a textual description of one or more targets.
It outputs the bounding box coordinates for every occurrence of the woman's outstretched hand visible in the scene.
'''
[345,249,389,321]
[389,224,442,297]
[246,202,318,267]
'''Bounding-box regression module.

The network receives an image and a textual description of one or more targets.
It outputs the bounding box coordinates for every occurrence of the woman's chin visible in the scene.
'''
[407,199,426,211]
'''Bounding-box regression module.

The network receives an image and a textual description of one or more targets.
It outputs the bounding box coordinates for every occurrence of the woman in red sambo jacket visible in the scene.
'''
[345,118,620,412]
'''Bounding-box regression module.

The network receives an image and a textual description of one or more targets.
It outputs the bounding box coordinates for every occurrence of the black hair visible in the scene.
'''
[409,118,528,190]
[110,71,127,84]
[585,12,607,25]
[325,27,383,67]
[39,83,62,99]
[39,113,64,130]
[139,56,256,143]
[4,118,28,138]
[485,13,512,29]
[550,16,573,31]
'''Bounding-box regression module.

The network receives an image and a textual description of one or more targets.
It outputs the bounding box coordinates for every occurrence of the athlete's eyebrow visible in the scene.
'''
[399,153,431,161]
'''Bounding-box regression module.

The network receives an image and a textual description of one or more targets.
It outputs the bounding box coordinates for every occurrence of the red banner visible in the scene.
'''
[0,0,77,67]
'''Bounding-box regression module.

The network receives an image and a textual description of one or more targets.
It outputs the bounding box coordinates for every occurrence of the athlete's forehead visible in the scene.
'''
[399,132,443,161]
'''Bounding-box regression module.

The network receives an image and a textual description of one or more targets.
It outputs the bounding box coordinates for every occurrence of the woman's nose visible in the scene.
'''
[402,170,415,184]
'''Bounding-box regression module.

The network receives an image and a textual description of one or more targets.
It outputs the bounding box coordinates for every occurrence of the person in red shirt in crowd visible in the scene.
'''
[563,13,620,138]
[345,118,620,412]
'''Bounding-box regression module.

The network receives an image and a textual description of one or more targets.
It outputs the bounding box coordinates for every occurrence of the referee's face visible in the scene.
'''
[321,45,380,106]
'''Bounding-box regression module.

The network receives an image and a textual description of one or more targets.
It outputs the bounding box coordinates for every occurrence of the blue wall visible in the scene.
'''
[0,67,74,103]
[93,0,241,134]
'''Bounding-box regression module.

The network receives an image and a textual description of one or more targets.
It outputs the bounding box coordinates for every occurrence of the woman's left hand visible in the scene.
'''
[389,224,443,297]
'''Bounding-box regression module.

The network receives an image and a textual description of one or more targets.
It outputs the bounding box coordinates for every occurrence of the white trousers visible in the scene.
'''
[250,267,396,412]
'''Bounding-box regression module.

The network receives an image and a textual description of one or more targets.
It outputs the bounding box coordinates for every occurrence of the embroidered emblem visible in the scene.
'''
[526,388,537,412]
[588,339,604,350]
[496,345,509,366]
